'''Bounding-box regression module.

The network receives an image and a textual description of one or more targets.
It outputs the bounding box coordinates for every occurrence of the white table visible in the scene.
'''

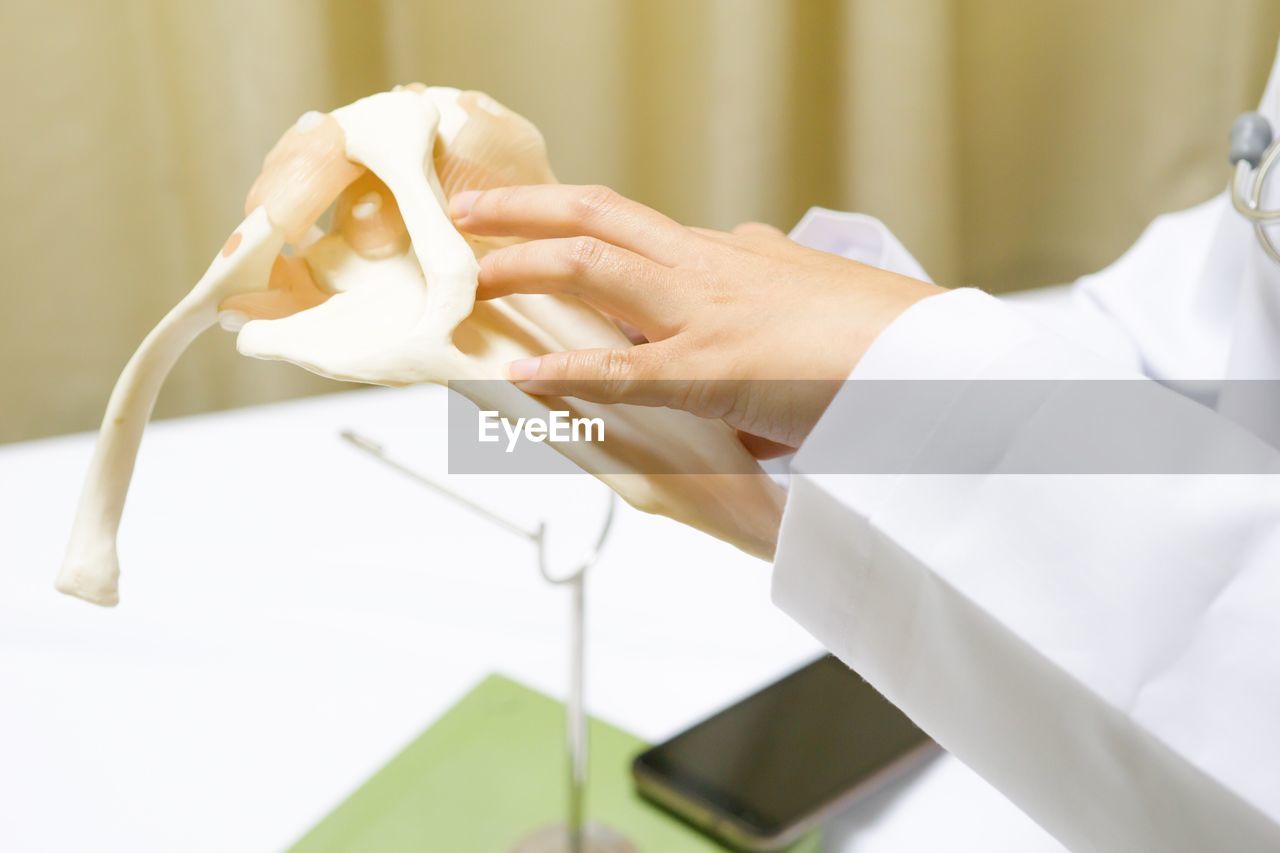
[0,385,1059,851]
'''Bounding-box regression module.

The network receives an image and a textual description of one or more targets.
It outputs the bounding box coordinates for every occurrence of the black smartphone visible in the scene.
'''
[632,655,938,851]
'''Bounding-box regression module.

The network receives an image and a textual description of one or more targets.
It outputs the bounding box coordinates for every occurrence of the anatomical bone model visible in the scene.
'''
[57,85,784,607]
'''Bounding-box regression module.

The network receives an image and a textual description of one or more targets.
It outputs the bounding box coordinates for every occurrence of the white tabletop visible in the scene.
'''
[0,385,1059,851]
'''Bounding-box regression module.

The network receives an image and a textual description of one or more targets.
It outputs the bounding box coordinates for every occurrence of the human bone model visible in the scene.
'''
[57,85,784,606]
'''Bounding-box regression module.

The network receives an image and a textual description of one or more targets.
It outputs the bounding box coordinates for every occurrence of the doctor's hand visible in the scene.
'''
[450,184,944,453]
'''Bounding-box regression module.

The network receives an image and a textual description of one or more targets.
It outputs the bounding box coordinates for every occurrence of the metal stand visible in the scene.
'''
[341,431,636,853]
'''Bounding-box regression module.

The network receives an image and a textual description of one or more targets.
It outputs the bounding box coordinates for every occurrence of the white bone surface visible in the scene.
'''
[57,208,284,605]
[58,86,783,606]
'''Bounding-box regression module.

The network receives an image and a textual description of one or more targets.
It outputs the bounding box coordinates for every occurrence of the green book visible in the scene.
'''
[290,673,820,852]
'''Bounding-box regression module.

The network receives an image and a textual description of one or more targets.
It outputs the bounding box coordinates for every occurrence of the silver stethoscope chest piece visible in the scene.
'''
[1230,111,1280,263]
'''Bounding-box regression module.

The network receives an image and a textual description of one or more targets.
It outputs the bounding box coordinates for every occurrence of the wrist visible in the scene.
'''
[831,272,947,380]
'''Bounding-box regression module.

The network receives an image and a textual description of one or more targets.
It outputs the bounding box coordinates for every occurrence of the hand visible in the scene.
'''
[450,184,944,452]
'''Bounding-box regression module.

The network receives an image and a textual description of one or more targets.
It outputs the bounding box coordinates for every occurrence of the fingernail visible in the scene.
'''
[450,190,481,220]
[507,357,541,382]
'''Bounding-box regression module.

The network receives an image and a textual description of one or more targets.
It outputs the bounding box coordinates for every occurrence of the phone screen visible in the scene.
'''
[634,655,933,839]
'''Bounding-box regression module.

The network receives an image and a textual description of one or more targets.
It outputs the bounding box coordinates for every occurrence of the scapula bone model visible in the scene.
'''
[57,86,784,606]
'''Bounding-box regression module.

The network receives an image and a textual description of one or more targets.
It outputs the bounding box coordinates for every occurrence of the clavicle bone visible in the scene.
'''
[58,86,784,607]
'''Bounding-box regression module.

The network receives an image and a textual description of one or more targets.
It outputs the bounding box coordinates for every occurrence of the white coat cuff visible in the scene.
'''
[772,288,1030,641]
[851,287,1038,381]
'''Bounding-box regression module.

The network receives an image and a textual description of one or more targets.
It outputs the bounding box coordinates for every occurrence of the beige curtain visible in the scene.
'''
[2,0,1277,443]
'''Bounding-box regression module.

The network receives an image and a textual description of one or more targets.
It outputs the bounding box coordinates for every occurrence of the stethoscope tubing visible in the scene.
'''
[1231,117,1280,264]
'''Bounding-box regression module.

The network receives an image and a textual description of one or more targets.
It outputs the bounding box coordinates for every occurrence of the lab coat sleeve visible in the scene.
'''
[772,289,1280,852]
[1018,194,1253,379]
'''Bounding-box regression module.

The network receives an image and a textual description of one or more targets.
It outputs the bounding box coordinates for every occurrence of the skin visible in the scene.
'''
[449,184,946,456]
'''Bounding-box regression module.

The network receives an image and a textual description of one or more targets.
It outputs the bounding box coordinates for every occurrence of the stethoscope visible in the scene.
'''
[1230,112,1280,263]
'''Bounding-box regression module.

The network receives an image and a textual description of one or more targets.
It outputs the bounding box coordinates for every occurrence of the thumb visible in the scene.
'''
[506,345,678,407]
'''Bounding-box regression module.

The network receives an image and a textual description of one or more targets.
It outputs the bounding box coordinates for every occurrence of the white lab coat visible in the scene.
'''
[772,45,1280,853]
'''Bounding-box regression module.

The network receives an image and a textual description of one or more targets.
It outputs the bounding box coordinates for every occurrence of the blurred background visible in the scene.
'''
[2,0,1278,444]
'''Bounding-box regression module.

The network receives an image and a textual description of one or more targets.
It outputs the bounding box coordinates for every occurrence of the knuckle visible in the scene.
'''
[670,377,705,415]
[573,184,620,226]
[600,348,633,381]
[566,236,607,275]
[585,348,635,401]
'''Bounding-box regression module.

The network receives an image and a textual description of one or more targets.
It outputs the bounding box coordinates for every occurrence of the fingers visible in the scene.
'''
[506,345,683,407]
[478,238,684,338]
[450,184,695,266]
